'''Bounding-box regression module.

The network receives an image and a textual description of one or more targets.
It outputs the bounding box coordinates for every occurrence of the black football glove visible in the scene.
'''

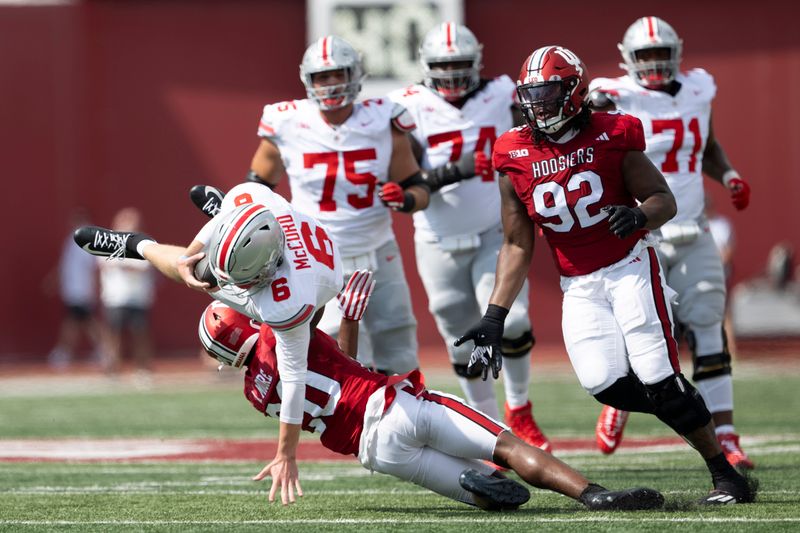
[454,304,509,380]
[603,205,648,239]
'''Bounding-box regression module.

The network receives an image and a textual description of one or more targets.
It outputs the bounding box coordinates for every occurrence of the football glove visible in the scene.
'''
[378,182,414,212]
[337,270,376,322]
[454,304,509,380]
[603,205,648,239]
[727,178,751,211]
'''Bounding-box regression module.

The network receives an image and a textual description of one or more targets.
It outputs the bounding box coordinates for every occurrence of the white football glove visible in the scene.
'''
[337,270,376,321]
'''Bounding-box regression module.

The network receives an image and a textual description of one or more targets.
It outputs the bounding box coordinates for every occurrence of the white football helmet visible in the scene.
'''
[300,35,365,110]
[198,302,260,369]
[419,22,482,101]
[208,203,284,290]
[618,16,683,88]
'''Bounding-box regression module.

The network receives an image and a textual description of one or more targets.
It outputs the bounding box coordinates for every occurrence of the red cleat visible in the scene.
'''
[596,406,630,454]
[718,432,755,470]
[505,401,552,453]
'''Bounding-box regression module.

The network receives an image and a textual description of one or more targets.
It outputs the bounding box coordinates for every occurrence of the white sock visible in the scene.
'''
[695,374,734,413]
[457,377,500,420]
[715,424,736,435]
[136,239,157,257]
[501,353,531,408]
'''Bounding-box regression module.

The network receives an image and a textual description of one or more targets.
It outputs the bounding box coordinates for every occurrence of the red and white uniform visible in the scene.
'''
[194,182,343,424]
[590,69,715,223]
[494,114,679,393]
[389,77,515,240]
[257,98,419,375]
[244,325,505,503]
[258,98,411,257]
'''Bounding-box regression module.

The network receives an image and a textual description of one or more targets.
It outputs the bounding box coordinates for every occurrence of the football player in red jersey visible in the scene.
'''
[589,16,753,468]
[456,46,753,505]
[201,272,664,511]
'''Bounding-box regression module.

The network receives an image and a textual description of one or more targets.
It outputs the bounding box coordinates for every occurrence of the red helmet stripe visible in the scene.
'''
[217,204,264,273]
[446,22,454,51]
[321,36,329,61]
[646,17,656,41]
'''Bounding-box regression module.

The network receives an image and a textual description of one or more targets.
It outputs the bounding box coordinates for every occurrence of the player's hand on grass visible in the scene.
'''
[253,455,303,505]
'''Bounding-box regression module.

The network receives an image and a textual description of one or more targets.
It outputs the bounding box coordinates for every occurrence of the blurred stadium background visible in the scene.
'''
[1,0,798,363]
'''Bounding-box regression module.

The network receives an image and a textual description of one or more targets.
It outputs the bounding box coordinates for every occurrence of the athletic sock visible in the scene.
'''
[458,376,500,420]
[501,353,531,408]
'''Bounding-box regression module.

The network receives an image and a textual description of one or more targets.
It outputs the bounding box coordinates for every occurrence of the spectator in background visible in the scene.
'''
[97,207,156,380]
[46,208,103,370]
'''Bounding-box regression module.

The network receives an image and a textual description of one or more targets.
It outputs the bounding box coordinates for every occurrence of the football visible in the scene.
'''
[193,255,218,288]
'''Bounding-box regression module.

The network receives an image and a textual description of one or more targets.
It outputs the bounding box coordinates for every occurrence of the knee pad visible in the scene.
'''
[453,363,483,379]
[686,327,732,382]
[501,331,535,359]
[593,374,654,414]
[645,373,711,435]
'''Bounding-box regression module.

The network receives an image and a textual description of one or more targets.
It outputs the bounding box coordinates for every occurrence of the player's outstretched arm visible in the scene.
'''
[702,117,751,210]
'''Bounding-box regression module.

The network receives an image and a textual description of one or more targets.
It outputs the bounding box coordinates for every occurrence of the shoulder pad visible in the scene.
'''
[390,102,416,132]
[258,100,299,138]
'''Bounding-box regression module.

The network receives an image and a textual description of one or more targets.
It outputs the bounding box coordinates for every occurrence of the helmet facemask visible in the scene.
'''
[517,79,578,135]
[624,46,680,88]
[304,67,363,110]
[422,59,481,101]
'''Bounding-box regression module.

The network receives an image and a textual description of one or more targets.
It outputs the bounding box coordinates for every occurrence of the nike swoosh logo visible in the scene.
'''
[597,432,616,448]
[81,243,105,255]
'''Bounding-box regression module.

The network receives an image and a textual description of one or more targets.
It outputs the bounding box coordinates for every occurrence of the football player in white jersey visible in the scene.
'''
[73,182,344,503]
[589,16,754,468]
[387,22,550,451]
[244,35,429,376]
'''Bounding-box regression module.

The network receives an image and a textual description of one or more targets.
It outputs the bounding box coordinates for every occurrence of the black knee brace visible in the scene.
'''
[501,330,535,358]
[453,363,483,379]
[593,374,655,414]
[686,326,732,382]
[645,373,711,435]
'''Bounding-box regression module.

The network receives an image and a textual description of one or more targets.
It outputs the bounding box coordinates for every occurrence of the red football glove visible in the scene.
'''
[727,178,751,211]
[337,270,376,321]
[474,151,493,181]
[378,182,406,210]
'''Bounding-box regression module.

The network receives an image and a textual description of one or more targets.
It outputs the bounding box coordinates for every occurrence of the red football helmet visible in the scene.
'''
[517,46,589,135]
[198,302,260,369]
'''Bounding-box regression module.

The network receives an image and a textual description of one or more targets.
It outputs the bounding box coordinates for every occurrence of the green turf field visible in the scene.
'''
[1,364,798,531]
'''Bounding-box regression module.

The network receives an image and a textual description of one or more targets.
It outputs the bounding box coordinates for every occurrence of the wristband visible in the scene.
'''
[722,169,741,187]
[485,304,510,322]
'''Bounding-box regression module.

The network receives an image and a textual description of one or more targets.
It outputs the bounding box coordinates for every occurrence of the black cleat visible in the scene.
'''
[459,469,530,511]
[190,185,225,218]
[702,474,755,505]
[73,226,147,260]
[579,483,664,511]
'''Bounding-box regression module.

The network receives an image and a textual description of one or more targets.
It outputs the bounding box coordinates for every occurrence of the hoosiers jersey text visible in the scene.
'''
[244,327,390,456]
[590,69,716,222]
[493,113,646,276]
[199,183,343,332]
[258,98,409,257]
[388,77,516,239]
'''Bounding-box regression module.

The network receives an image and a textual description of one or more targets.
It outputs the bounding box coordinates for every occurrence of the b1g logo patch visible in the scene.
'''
[509,149,529,159]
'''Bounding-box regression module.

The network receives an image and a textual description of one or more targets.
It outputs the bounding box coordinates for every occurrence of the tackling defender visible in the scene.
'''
[386,22,549,451]
[200,283,664,511]
[456,45,753,504]
[589,16,753,468]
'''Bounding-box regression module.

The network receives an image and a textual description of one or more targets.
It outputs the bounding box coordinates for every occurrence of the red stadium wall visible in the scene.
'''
[3,1,799,360]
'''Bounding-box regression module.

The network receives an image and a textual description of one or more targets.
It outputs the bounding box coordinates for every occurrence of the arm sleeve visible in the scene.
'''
[273,323,311,424]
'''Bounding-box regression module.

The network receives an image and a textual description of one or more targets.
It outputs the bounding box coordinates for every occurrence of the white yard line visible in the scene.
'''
[1,518,799,525]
